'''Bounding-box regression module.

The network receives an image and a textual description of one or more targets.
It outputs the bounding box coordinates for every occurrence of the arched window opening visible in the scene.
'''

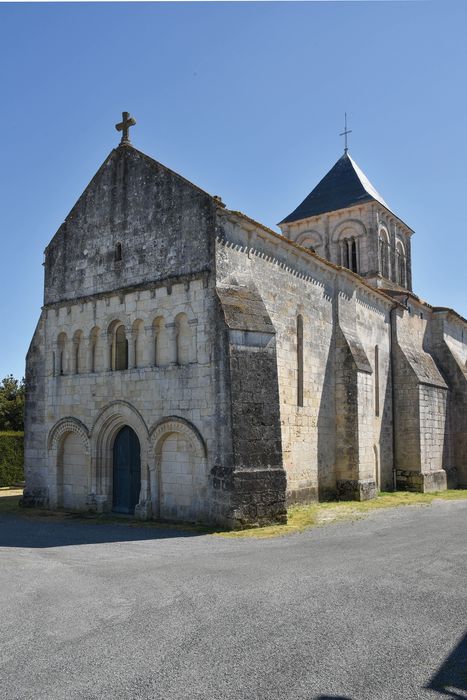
[175,313,192,365]
[340,237,358,273]
[296,231,324,257]
[350,239,358,273]
[153,317,169,367]
[374,345,380,417]
[115,242,122,262]
[342,240,349,269]
[115,325,128,370]
[72,330,84,374]
[109,322,128,371]
[297,315,304,407]
[57,333,67,376]
[396,242,406,287]
[379,231,390,279]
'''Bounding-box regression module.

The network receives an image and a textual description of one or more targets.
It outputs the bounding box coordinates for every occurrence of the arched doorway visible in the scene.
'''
[112,426,141,514]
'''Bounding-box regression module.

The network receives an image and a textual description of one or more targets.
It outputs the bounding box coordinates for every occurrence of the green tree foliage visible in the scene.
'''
[0,375,25,431]
[0,432,24,486]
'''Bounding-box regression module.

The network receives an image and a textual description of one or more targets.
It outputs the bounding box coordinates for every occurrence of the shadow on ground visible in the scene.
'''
[427,630,467,698]
[0,511,205,548]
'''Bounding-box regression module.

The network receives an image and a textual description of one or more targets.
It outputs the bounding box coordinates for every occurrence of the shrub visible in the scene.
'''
[0,431,24,486]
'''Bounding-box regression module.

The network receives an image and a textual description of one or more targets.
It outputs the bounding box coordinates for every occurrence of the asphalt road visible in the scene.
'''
[1,501,466,700]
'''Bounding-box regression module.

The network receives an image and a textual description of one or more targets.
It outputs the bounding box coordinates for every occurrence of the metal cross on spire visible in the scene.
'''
[115,111,136,145]
[339,112,352,154]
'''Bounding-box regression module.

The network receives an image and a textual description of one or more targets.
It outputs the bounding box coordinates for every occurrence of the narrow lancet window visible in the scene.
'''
[351,239,358,273]
[297,315,304,407]
[374,345,380,417]
[115,325,128,370]
[115,242,122,262]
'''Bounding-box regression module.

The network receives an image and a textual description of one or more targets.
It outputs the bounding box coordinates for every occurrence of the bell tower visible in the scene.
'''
[278,151,413,292]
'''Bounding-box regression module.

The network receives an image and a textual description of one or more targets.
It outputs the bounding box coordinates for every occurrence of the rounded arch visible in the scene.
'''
[295,230,324,254]
[379,226,391,279]
[72,329,84,342]
[106,319,128,371]
[331,218,367,243]
[47,417,91,510]
[149,417,209,522]
[56,331,68,375]
[149,416,207,459]
[395,238,407,286]
[106,317,126,334]
[378,225,390,243]
[48,417,90,453]
[91,401,150,509]
[395,238,406,255]
[92,400,150,442]
[152,315,166,331]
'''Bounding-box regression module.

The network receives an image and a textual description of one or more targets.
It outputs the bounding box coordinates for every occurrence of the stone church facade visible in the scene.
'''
[23,121,467,528]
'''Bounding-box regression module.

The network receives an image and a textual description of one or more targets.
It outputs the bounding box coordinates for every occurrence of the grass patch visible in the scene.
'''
[215,489,467,539]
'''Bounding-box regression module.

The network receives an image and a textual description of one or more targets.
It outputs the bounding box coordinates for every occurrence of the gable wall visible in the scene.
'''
[44,147,215,305]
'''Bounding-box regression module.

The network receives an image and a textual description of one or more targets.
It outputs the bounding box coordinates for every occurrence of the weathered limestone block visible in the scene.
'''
[392,304,449,492]
[336,478,377,501]
[216,282,287,527]
[335,283,378,501]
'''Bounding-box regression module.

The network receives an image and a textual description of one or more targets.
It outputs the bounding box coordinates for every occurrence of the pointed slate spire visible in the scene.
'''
[279,153,391,225]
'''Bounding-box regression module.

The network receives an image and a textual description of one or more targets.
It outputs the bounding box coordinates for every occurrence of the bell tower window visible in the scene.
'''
[396,241,406,287]
[379,229,390,279]
[340,237,358,273]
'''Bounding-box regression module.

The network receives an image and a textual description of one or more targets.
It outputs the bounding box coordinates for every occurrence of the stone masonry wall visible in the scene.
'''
[24,316,48,507]
[216,211,394,502]
[430,311,467,487]
[279,201,412,291]
[24,273,224,522]
[44,145,215,305]
[392,303,448,492]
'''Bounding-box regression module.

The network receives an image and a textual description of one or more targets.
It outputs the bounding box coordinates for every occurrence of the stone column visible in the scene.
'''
[128,327,137,369]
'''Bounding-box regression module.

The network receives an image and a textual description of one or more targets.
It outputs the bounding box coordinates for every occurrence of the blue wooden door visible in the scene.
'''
[112,426,141,514]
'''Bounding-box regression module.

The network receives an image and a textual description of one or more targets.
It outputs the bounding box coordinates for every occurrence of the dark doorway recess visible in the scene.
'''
[112,426,141,514]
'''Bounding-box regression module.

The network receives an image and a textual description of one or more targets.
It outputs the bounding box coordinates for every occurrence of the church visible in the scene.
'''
[23,113,467,528]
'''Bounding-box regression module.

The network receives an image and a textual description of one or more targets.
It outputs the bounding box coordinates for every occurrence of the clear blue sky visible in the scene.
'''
[1,1,466,379]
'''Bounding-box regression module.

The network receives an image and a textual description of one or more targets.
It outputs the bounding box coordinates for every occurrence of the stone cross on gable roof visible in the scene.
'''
[115,111,136,145]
